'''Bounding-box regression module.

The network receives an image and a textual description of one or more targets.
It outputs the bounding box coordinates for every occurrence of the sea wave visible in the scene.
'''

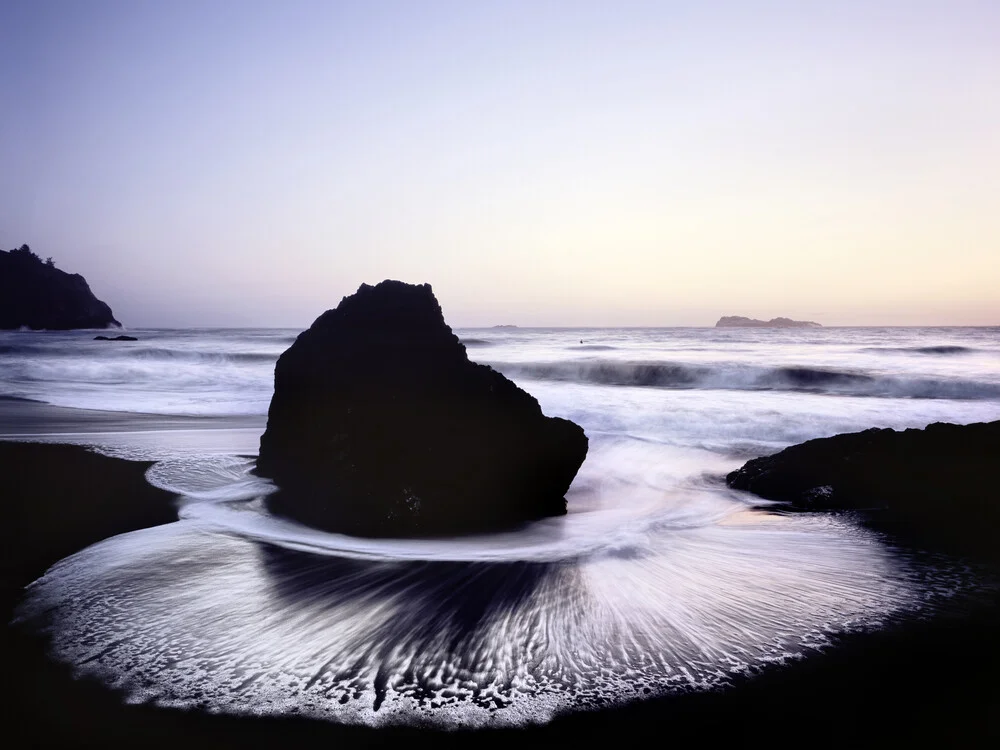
[492,360,1000,400]
[125,348,278,364]
[862,346,976,355]
[0,343,46,355]
[1,343,278,365]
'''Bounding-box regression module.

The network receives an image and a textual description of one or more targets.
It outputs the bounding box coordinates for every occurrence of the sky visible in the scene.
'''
[1,1,998,327]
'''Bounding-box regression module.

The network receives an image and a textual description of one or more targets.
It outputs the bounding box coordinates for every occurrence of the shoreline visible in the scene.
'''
[0,442,179,619]
[0,395,264,437]
[2,405,998,746]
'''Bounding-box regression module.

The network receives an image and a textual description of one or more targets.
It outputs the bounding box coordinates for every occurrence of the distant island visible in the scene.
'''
[492,324,518,328]
[716,316,821,328]
[0,244,121,330]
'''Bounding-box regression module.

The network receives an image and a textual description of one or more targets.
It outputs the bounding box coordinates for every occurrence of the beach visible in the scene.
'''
[2,326,999,745]
[2,428,997,746]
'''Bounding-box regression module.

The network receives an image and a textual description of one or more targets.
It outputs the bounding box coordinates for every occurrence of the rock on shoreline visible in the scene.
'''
[726,420,1000,561]
[256,280,589,537]
[0,245,121,330]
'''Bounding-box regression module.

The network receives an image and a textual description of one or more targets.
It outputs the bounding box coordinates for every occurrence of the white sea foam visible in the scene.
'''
[19,499,970,728]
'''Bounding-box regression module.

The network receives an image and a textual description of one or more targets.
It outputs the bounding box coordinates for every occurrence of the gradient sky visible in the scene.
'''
[2,1,998,327]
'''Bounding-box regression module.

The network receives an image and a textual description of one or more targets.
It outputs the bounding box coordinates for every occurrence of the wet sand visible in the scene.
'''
[0,396,265,456]
[1,399,998,747]
[0,395,263,435]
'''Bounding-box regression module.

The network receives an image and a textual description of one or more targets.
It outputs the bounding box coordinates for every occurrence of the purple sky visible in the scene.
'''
[2,1,998,327]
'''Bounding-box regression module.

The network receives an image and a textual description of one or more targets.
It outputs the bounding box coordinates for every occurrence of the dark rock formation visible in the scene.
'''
[94,335,138,341]
[726,421,1000,561]
[256,280,588,537]
[0,245,120,330]
[716,316,821,328]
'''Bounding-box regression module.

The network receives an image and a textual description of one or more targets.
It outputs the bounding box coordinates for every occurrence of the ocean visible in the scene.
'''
[3,325,1000,727]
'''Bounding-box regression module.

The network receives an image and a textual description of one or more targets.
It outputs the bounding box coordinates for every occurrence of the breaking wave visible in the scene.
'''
[0,343,278,365]
[0,343,45,355]
[126,348,278,364]
[862,345,976,355]
[492,361,1000,400]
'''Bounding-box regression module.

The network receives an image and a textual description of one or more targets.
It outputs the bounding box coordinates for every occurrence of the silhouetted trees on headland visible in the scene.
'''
[7,243,53,266]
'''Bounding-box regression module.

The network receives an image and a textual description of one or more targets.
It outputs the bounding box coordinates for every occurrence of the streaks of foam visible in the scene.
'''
[147,455,270,502]
[16,504,960,729]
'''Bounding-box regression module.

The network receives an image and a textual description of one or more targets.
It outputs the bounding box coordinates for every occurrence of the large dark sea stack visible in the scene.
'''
[257,280,588,537]
[0,245,121,330]
[726,420,1000,561]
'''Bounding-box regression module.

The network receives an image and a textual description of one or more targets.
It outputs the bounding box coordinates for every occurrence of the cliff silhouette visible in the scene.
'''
[0,245,121,330]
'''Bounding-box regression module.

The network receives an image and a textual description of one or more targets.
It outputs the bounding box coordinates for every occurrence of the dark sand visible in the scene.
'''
[2,400,998,747]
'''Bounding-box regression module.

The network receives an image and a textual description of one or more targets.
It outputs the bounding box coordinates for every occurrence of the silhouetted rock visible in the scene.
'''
[94,335,138,341]
[256,280,588,537]
[0,246,120,330]
[726,421,1000,561]
[716,316,821,328]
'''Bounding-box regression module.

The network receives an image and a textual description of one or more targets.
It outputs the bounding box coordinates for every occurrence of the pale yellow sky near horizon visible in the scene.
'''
[2,1,998,328]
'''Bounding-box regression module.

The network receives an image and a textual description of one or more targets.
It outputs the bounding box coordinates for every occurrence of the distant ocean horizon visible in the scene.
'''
[65,323,1000,330]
